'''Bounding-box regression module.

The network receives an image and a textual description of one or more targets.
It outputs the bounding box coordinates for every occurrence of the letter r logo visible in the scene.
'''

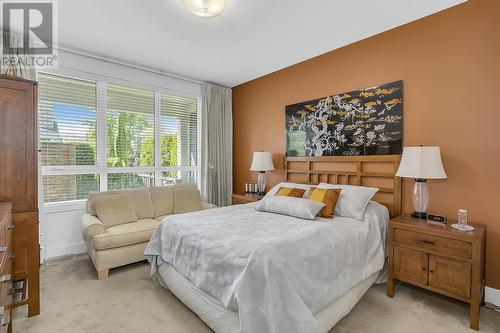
[2,2,53,54]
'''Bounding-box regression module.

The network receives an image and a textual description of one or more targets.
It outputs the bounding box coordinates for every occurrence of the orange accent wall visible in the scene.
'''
[232,0,500,288]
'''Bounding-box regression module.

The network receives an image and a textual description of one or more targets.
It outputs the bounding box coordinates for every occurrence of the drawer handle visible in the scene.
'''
[1,315,10,326]
[0,274,10,282]
[422,267,426,271]
[6,225,13,230]
[0,247,6,254]
[422,240,435,245]
[429,270,434,274]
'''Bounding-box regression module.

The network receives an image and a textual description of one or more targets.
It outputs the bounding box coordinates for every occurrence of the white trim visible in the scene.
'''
[42,166,199,176]
[97,81,108,191]
[104,167,157,174]
[485,287,500,307]
[154,92,162,186]
[43,200,86,213]
[45,242,87,260]
[41,166,99,175]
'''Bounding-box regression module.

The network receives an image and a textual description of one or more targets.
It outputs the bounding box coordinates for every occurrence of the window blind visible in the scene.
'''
[160,93,198,167]
[38,73,97,166]
[107,84,155,167]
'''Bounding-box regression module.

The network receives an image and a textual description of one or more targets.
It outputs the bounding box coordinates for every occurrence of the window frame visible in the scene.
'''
[39,71,202,207]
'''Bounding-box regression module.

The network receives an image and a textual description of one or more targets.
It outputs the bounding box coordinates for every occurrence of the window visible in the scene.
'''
[107,172,155,190]
[39,73,99,203]
[107,84,155,167]
[39,73,97,167]
[39,72,201,204]
[42,174,100,203]
[161,171,197,185]
[160,93,198,167]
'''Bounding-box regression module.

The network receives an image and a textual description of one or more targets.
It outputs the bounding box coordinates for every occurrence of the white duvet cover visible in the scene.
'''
[145,201,389,333]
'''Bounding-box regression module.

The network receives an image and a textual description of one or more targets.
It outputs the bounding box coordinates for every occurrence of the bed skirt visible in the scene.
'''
[156,262,380,333]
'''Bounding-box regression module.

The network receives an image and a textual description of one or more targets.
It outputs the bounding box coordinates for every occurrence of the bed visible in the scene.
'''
[145,155,401,333]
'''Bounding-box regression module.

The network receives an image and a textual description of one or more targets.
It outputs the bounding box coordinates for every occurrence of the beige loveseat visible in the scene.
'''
[81,184,215,280]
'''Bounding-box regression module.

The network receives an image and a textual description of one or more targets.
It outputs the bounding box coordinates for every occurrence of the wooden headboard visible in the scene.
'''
[284,155,402,218]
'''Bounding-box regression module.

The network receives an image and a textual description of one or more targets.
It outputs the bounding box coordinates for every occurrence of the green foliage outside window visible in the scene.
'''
[139,134,177,166]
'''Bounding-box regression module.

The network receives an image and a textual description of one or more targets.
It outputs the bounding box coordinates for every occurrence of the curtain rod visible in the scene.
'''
[56,45,204,85]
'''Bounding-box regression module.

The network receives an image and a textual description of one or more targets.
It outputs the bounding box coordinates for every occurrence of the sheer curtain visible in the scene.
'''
[201,83,232,206]
[1,31,37,80]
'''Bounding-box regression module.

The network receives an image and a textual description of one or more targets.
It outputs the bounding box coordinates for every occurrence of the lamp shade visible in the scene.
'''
[250,152,275,171]
[396,146,447,179]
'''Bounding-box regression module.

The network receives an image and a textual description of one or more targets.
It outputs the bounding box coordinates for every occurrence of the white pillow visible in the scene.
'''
[317,183,379,220]
[255,196,325,220]
[264,182,313,199]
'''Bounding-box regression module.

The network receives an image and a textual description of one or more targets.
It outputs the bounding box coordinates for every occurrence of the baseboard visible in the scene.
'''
[45,242,87,260]
[485,286,500,307]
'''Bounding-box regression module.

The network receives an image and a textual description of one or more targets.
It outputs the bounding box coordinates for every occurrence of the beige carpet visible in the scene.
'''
[13,256,500,333]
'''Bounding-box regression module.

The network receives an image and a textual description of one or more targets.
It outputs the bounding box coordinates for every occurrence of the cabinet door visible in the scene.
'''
[393,246,428,285]
[0,78,37,213]
[429,255,471,299]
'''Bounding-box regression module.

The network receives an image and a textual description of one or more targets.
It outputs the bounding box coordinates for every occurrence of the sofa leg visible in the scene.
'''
[97,269,109,280]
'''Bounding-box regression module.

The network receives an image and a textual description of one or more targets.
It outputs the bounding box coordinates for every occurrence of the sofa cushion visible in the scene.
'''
[174,188,203,214]
[94,194,138,228]
[92,219,159,251]
[87,188,154,219]
[150,187,174,217]
[127,188,155,219]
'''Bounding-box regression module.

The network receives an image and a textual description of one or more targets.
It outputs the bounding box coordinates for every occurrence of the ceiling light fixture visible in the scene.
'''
[181,0,226,18]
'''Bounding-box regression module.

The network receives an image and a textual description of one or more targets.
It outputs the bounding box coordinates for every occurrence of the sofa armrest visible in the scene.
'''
[81,214,106,241]
[201,202,217,210]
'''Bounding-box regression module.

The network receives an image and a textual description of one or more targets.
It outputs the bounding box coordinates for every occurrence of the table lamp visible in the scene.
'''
[396,146,447,219]
[250,152,275,195]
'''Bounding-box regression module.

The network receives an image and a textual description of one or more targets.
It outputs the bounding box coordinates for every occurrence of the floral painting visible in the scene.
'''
[285,80,403,156]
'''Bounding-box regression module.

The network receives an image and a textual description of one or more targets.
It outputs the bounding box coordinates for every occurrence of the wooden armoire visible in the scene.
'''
[0,75,40,319]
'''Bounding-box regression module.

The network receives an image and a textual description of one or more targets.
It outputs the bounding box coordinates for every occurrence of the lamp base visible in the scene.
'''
[411,211,428,219]
[411,179,429,220]
[257,171,266,194]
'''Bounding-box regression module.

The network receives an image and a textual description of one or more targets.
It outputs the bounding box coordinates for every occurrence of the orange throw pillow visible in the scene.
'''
[275,187,306,198]
[305,187,341,218]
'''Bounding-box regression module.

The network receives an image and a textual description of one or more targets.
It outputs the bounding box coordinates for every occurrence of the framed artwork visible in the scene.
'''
[285,80,403,156]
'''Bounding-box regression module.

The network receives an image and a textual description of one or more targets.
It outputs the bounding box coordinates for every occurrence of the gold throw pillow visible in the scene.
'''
[275,187,306,198]
[305,187,341,218]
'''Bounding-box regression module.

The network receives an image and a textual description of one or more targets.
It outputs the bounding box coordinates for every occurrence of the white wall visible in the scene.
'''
[40,49,202,261]
[41,201,87,259]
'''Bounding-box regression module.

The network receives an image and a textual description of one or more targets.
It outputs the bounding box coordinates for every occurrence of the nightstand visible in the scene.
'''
[387,214,486,330]
[231,193,264,205]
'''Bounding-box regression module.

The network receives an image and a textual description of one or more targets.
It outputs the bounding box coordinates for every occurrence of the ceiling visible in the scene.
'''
[56,0,466,87]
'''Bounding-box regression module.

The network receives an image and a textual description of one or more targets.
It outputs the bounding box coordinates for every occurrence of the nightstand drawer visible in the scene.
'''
[394,229,472,259]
